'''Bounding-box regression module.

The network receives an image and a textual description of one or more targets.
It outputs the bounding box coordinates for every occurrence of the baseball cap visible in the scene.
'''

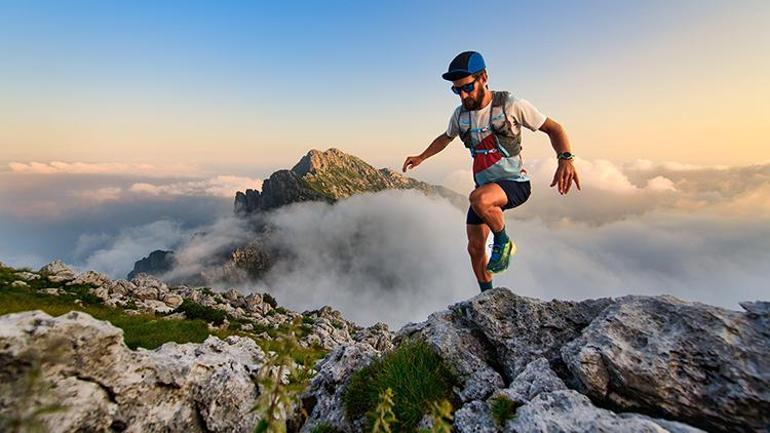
[442,51,486,81]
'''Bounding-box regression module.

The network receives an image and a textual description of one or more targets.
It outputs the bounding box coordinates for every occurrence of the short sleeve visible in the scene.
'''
[508,96,547,132]
[445,106,461,139]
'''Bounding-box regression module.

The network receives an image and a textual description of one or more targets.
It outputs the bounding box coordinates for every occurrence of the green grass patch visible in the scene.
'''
[342,338,458,432]
[0,278,235,350]
[489,395,518,425]
[173,299,227,326]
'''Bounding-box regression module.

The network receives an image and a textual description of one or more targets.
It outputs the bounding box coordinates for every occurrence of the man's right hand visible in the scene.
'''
[402,155,424,172]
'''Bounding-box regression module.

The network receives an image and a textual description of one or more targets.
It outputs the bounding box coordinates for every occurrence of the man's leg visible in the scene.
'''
[469,184,508,232]
[466,223,492,288]
[469,183,513,273]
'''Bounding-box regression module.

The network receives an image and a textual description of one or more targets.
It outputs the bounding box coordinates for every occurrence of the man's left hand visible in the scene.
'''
[550,159,581,195]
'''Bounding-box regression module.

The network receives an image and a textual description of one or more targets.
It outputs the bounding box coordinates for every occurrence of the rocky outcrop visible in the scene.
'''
[301,288,769,433]
[233,148,465,216]
[0,310,266,433]
[561,295,770,433]
[127,250,177,280]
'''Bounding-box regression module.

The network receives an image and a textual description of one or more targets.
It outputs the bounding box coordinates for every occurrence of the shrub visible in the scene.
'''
[342,338,457,433]
[174,299,227,326]
[489,395,518,425]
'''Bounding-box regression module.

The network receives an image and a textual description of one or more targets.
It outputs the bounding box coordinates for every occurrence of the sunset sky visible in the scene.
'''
[1,1,769,324]
[1,0,768,176]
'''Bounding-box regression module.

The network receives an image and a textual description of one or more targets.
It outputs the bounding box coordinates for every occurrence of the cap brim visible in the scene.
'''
[442,70,471,81]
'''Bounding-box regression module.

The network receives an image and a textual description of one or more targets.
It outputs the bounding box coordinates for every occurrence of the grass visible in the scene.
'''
[489,395,518,425]
[342,338,458,433]
[0,264,329,366]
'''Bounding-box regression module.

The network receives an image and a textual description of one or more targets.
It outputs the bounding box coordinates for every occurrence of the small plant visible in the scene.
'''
[370,388,397,433]
[343,338,457,433]
[252,318,316,433]
[489,395,518,426]
[418,400,453,433]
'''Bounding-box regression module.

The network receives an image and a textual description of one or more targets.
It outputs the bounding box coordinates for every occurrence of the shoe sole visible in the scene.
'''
[487,241,516,273]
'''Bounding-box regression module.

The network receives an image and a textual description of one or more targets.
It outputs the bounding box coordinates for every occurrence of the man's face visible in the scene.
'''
[453,74,485,110]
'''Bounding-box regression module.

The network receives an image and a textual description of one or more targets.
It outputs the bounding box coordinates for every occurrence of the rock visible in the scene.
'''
[454,288,613,381]
[453,400,498,433]
[38,260,76,283]
[353,322,394,352]
[161,292,184,309]
[298,342,382,433]
[127,249,176,280]
[129,273,168,300]
[0,310,265,433]
[10,280,29,288]
[489,357,567,407]
[67,270,111,288]
[506,390,706,433]
[741,300,770,317]
[14,271,41,281]
[561,295,770,433]
[140,299,176,314]
[41,288,64,296]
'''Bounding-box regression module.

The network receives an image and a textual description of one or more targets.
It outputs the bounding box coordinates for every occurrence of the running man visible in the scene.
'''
[402,51,580,292]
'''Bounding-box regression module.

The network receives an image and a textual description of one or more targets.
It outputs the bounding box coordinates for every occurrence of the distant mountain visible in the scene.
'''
[234,148,465,215]
[130,148,466,283]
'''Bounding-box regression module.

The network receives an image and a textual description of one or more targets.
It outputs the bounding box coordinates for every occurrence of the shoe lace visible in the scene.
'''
[489,243,502,259]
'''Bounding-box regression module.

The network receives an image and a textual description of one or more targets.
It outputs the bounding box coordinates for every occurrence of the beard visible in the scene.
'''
[462,91,484,111]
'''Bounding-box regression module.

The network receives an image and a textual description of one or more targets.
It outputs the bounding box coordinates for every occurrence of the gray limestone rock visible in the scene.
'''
[561,295,770,433]
[38,259,76,283]
[0,310,265,433]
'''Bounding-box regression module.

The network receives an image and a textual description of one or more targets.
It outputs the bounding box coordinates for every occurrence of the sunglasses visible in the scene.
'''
[451,78,477,95]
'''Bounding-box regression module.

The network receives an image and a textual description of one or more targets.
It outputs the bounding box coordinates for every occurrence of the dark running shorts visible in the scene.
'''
[466,180,531,225]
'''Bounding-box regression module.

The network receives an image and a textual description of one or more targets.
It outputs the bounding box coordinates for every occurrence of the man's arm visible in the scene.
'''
[538,118,581,194]
[402,133,453,172]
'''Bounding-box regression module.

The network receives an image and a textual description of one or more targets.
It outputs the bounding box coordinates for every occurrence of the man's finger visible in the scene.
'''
[565,174,573,194]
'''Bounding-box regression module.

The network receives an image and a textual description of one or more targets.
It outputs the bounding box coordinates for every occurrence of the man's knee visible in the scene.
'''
[467,240,486,258]
[469,190,491,210]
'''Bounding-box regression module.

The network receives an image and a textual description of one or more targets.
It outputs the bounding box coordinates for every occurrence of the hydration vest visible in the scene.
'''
[458,90,522,158]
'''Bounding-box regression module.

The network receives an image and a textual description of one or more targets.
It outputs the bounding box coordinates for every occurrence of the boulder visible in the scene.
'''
[506,390,705,433]
[38,260,76,283]
[561,295,770,433]
[0,310,265,433]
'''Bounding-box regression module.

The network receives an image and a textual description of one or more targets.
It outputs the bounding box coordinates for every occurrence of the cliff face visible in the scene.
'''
[233,148,465,215]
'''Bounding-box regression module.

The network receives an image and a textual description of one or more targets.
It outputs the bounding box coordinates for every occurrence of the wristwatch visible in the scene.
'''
[557,152,574,160]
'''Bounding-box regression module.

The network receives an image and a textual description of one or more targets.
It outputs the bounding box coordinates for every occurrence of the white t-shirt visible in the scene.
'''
[445,92,547,185]
[445,93,547,141]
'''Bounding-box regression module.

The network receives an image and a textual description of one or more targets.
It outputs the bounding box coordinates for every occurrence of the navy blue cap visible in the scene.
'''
[442,51,486,81]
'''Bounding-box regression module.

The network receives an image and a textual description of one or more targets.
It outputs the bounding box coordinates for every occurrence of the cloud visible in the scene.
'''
[129,176,262,198]
[2,158,769,330]
[75,220,190,278]
[6,161,200,177]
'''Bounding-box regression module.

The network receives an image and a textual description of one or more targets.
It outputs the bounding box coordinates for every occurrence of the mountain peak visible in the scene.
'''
[234,148,464,215]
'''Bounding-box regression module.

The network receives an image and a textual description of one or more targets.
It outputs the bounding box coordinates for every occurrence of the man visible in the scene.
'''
[402,51,580,293]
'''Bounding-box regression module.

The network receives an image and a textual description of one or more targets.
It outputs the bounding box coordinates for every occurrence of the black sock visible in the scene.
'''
[479,280,493,292]
[493,225,509,245]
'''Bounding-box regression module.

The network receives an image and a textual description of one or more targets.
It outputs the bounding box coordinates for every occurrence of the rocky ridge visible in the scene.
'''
[2,258,768,433]
[233,148,465,215]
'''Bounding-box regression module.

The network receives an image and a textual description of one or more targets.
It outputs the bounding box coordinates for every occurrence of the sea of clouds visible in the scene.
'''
[1,158,768,328]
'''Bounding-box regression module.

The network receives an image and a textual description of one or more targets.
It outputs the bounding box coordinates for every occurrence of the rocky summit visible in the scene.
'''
[1,257,768,433]
[233,148,465,215]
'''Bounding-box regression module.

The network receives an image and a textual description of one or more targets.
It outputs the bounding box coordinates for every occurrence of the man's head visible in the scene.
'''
[443,51,490,111]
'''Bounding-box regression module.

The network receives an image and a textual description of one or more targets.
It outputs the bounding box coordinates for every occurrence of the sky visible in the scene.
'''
[1,1,769,327]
